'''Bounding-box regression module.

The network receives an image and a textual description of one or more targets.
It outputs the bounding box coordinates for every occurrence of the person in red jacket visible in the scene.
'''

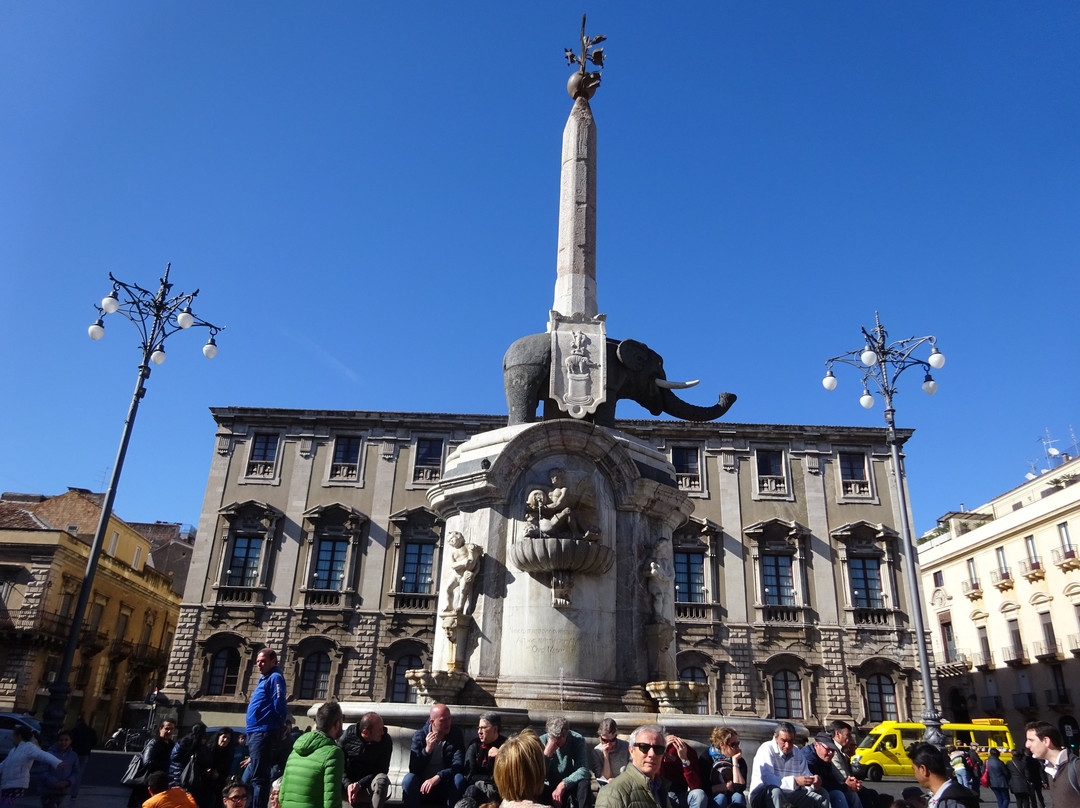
[660,734,707,808]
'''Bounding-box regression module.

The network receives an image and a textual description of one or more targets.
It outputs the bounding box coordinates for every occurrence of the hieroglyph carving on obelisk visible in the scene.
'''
[550,15,608,419]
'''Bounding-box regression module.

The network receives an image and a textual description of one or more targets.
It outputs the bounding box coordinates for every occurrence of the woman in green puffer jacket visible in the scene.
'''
[278,701,344,808]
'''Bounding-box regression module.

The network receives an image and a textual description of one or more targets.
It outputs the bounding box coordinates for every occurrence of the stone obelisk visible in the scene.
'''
[552,17,602,321]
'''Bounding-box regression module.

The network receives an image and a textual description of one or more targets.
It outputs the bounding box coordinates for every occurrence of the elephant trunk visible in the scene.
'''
[660,388,737,422]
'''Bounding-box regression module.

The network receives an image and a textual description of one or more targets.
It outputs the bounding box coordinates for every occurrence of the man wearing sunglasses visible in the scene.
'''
[748,723,828,808]
[591,719,631,787]
[596,724,670,808]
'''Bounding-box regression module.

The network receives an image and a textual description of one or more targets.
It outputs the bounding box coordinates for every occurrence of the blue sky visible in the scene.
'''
[2,2,1076,535]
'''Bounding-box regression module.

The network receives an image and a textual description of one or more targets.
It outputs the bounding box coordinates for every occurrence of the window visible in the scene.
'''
[933,571,944,588]
[966,558,979,586]
[107,531,119,556]
[995,547,1007,572]
[114,611,130,642]
[400,543,435,594]
[838,452,869,496]
[226,537,262,587]
[680,665,707,682]
[672,447,701,491]
[1041,612,1057,651]
[391,655,421,703]
[86,601,105,633]
[298,652,332,700]
[762,555,795,606]
[756,450,786,494]
[867,674,898,721]
[59,591,75,617]
[413,438,444,484]
[311,537,348,591]
[247,434,279,478]
[132,546,142,569]
[773,671,802,719]
[206,648,241,696]
[941,621,957,663]
[849,558,883,608]
[1060,522,1073,551]
[978,626,991,662]
[674,552,705,603]
[1008,618,1023,655]
[330,436,363,481]
[1025,535,1038,561]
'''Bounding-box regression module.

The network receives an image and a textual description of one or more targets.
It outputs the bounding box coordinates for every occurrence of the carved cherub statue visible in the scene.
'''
[443,531,482,614]
[524,468,597,540]
[646,538,675,620]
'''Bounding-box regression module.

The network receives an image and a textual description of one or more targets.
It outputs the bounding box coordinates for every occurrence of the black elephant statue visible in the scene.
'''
[503,334,736,427]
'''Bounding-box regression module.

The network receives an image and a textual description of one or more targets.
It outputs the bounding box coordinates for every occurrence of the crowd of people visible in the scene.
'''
[103,646,1080,808]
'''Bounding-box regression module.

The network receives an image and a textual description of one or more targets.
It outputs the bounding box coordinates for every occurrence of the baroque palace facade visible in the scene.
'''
[165,406,930,732]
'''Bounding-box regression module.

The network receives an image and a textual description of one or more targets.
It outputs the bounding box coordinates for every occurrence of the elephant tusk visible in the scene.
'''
[655,379,700,390]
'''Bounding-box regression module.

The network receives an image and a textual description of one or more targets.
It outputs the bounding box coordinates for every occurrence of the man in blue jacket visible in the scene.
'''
[246,647,290,808]
[403,703,466,808]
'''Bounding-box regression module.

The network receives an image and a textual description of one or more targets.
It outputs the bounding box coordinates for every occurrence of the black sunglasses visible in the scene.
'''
[633,742,667,755]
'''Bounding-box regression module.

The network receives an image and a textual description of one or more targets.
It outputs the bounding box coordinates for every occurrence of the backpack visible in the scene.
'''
[1065,753,1080,796]
[120,753,149,788]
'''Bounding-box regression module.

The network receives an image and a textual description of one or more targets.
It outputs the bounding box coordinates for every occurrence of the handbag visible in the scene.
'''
[121,753,149,788]
[180,753,204,791]
[980,765,990,788]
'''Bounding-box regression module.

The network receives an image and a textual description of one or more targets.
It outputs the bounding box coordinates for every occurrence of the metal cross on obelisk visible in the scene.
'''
[549,15,608,419]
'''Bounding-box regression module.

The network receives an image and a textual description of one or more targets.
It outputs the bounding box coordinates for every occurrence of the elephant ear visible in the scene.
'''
[616,339,652,372]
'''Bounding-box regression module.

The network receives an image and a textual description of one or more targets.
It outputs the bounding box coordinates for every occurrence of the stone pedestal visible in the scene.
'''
[645,681,711,714]
[406,668,470,704]
[427,420,691,712]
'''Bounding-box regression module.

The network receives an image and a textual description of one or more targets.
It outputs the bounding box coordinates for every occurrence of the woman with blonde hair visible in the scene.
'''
[492,729,547,807]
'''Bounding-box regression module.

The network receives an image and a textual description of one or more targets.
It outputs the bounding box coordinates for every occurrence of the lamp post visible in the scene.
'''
[822,311,946,743]
[41,263,223,745]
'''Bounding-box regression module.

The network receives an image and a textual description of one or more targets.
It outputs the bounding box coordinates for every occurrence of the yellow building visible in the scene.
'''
[918,452,1080,735]
[0,488,180,736]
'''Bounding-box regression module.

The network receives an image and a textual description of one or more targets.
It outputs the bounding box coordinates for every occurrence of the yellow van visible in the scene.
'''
[851,718,1014,780]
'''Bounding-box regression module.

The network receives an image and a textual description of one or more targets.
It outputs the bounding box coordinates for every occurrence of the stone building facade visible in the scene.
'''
[918,452,1080,735]
[0,489,180,734]
[165,406,928,733]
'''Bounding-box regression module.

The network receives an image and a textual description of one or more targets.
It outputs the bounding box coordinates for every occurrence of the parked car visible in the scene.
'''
[0,713,41,759]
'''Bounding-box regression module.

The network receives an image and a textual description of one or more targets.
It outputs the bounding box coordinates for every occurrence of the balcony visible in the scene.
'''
[676,472,701,492]
[108,638,134,661]
[852,606,892,626]
[1019,558,1046,582]
[1053,546,1080,572]
[214,585,268,605]
[1033,640,1063,661]
[1046,688,1072,709]
[1002,644,1029,666]
[301,589,353,609]
[972,652,995,670]
[392,592,437,612]
[937,649,972,677]
[962,579,983,600]
[757,475,787,495]
[990,567,1014,591]
[1012,691,1038,711]
[841,479,871,496]
[412,462,442,484]
[0,609,72,642]
[675,602,721,622]
[761,604,805,624]
[980,694,1003,713]
[130,642,168,670]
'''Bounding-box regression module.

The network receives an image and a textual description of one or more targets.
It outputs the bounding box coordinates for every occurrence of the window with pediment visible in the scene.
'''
[198,633,255,699]
[746,519,809,621]
[831,521,899,625]
[300,505,367,605]
[216,501,282,601]
[388,508,444,611]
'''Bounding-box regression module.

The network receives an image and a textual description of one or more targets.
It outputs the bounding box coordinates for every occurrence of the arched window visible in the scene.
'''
[773,670,803,719]
[298,652,332,700]
[867,674,898,722]
[391,655,421,703]
[206,648,241,696]
[680,666,707,682]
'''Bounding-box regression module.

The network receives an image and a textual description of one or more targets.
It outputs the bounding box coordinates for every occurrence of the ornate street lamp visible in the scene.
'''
[42,264,223,744]
[822,311,945,744]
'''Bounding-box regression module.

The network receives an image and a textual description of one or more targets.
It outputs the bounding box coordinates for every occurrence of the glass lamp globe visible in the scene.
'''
[860,348,877,366]
[922,374,938,395]
[928,347,945,369]
[860,390,874,409]
[822,371,837,391]
[101,292,120,314]
[88,320,105,341]
[177,306,194,329]
[202,337,218,359]
[150,346,166,365]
